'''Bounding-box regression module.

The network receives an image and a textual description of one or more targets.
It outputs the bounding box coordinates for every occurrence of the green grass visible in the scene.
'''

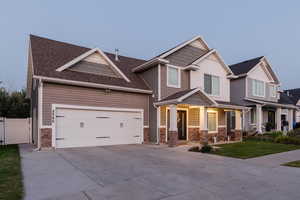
[211,140,300,159]
[0,145,23,200]
[282,160,300,168]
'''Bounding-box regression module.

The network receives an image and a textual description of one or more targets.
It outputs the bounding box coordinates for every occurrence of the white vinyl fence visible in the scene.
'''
[0,118,31,145]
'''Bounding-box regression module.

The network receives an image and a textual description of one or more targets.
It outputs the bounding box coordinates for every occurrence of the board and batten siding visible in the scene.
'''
[42,83,149,126]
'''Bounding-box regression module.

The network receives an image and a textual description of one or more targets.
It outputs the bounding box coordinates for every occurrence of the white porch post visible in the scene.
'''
[288,109,293,131]
[168,104,178,147]
[235,110,242,130]
[256,104,262,133]
[199,106,207,131]
[169,104,177,132]
[200,106,208,143]
[276,107,282,131]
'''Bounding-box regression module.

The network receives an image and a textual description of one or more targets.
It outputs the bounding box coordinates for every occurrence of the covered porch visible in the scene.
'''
[155,88,246,147]
[245,99,296,133]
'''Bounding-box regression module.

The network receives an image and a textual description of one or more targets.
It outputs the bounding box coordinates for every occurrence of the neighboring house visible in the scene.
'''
[27,35,247,149]
[229,56,297,133]
[283,88,300,123]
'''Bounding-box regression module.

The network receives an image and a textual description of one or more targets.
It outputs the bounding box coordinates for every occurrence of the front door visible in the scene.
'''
[177,110,187,140]
[267,111,275,131]
[167,110,187,140]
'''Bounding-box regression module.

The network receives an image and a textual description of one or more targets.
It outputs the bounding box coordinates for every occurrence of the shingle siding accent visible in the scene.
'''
[42,83,149,126]
[165,45,207,66]
[69,61,121,78]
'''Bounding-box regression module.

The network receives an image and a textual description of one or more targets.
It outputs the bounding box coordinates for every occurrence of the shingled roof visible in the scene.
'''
[284,88,300,105]
[229,56,263,75]
[30,35,150,91]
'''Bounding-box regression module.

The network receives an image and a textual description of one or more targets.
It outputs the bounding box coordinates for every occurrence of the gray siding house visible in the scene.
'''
[229,56,297,133]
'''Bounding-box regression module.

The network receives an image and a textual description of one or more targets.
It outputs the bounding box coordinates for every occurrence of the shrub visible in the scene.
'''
[200,144,213,153]
[287,128,300,138]
[264,131,283,138]
[274,136,300,145]
[188,146,200,152]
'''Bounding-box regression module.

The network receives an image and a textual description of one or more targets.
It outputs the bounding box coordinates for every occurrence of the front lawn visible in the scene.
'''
[211,140,300,159]
[282,160,300,168]
[0,145,23,200]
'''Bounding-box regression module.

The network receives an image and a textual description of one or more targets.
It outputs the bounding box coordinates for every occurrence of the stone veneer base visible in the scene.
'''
[168,131,178,147]
[41,128,52,148]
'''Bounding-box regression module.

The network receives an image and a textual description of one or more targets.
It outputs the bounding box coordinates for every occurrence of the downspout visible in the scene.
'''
[35,78,43,151]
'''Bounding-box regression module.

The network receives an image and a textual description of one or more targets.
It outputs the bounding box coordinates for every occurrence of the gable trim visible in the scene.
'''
[56,48,131,82]
[159,36,209,59]
[184,49,233,75]
[154,87,217,106]
[247,57,280,84]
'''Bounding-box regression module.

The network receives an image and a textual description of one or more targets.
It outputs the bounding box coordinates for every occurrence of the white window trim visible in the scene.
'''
[269,84,277,98]
[207,110,218,133]
[252,79,265,97]
[167,65,181,88]
[204,73,220,97]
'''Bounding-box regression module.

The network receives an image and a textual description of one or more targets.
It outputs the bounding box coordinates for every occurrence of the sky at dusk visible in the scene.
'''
[0,0,299,91]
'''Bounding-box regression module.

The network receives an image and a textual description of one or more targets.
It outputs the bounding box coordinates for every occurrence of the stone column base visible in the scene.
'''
[41,128,52,148]
[199,130,208,144]
[217,127,227,142]
[168,131,178,147]
[160,128,167,144]
[234,130,242,141]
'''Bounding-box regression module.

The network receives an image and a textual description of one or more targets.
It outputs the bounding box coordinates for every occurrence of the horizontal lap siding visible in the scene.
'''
[42,83,149,126]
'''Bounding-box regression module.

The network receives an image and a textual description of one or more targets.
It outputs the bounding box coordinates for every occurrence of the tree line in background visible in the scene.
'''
[0,88,30,118]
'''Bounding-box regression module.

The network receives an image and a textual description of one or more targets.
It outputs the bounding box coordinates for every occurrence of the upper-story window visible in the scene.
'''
[269,84,277,98]
[167,66,181,88]
[252,79,265,97]
[204,74,220,96]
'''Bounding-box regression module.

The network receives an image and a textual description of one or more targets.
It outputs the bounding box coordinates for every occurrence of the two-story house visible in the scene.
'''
[27,35,246,149]
[229,56,297,133]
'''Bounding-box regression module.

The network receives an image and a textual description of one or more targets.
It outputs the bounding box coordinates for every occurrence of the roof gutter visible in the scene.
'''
[244,98,298,109]
[33,75,153,94]
[132,58,169,72]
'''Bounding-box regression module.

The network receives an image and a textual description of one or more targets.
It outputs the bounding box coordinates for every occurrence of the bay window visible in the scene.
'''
[204,74,220,96]
[252,79,265,97]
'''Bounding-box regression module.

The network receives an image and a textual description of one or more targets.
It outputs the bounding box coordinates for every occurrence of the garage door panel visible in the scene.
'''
[55,108,143,148]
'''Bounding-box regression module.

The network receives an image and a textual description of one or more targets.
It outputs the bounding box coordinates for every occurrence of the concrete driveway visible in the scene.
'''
[20,144,300,200]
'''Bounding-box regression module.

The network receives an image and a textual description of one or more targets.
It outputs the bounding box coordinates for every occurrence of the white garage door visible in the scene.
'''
[55,108,143,148]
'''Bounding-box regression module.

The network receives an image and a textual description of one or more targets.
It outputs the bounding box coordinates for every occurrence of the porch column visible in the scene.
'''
[199,106,208,144]
[168,104,178,147]
[256,105,262,134]
[276,107,282,131]
[235,110,242,141]
[288,109,293,131]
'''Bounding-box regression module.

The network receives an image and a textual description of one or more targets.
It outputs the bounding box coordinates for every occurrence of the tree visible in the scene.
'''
[0,88,30,118]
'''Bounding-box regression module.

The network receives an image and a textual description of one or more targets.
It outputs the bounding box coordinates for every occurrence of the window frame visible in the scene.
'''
[167,65,181,88]
[207,110,218,133]
[252,79,265,97]
[269,84,277,98]
[204,73,220,97]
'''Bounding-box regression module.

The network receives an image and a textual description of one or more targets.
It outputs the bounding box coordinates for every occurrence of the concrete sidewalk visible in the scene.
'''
[246,149,300,167]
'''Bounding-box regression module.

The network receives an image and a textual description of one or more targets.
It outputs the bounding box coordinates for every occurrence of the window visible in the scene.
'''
[167,66,180,88]
[250,108,256,124]
[204,74,220,96]
[207,112,217,132]
[252,79,265,97]
[269,85,277,98]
